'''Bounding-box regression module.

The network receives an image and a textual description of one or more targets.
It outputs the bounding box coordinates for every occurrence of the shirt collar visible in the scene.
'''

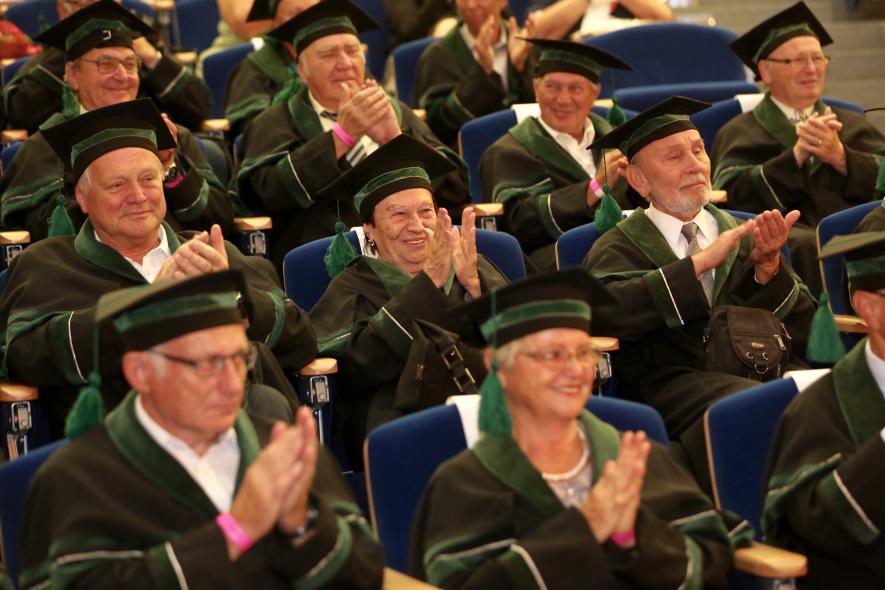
[864,340,885,402]
[537,115,596,148]
[94,226,170,259]
[645,202,714,246]
[459,21,507,52]
[134,394,237,457]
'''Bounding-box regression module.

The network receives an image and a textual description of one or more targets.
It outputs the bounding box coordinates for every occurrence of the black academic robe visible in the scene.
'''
[711,93,885,294]
[479,115,642,270]
[0,110,233,241]
[224,38,298,138]
[384,0,455,48]
[19,391,384,590]
[309,255,508,464]
[413,23,534,147]
[235,85,470,269]
[0,220,316,437]
[763,340,885,589]
[411,410,751,589]
[2,47,212,134]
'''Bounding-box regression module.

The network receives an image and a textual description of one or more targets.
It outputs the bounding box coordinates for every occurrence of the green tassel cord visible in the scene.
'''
[62,83,80,119]
[64,370,105,439]
[594,185,622,232]
[607,98,627,126]
[48,193,75,237]
[478,361,512,436]
[806,292,847,364]
[323,221,357,278]
[876,157,885,193]
[271,75,303,106]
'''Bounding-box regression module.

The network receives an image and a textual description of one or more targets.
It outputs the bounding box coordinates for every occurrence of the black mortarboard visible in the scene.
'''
[526,37,631,84]
[819,231,885,295]
[34,0,153,61]
[319,133,456,222]
[266,0,377,54]
[588,96,710,159]
[247,0,280,22]
[730,1,833,74]
[42,98,177,184]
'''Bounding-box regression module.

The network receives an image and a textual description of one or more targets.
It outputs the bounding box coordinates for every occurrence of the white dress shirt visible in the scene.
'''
[135,396,240,512]
[536,116,598,177]
[96,226,171,283]
[460,23,509,88]
[645,202,719,257]
[861,340,885,443]
[308,90,380,157]
[771,95,815,123]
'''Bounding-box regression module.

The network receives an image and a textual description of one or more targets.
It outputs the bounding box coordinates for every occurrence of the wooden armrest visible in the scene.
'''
[383,568,440,589]
[1,129,27,142]
[591,336,619,352]
[299,357,339,376]
[709,190,727,204]
[0,230,30,244]
[470,203,504,217]
[233,216,272,231]
[173,51,198,65]
[834,314,868,334]
[200,118,231,133]
[414,108,426,120]
[149,0,174,10]
[734,542,807,579]
[0,383,39,403]
[595,98,613,109]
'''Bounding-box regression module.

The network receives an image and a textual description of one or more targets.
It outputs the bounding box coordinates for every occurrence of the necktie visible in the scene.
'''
[790,109,810,125]
[681,222,714,304]
[320,110,366,165]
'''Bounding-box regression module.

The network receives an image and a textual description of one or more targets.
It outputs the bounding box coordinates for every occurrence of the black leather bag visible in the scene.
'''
[704,305,792,382]
[394,319,486,413]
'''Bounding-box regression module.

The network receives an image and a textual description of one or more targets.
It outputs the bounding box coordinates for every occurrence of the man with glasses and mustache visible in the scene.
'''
[4,0,210,134]
[712,1,885,296]
[583,96,816,492]
[0,0,231,243]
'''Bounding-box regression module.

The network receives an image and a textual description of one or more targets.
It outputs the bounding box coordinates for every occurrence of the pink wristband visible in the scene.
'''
[589,178,604,197]
[216,512,254,553]
[331,122,357,148]
[609,529,636,548]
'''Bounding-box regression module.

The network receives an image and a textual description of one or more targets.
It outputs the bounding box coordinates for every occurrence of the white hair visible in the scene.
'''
[76,166,93,195]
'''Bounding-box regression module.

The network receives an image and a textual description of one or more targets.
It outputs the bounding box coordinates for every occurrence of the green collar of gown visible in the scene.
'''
[753,92,825,174]
[832,337,885,446]
[509,114,612,182]
[74,219,182,284]
[248,39,295,84]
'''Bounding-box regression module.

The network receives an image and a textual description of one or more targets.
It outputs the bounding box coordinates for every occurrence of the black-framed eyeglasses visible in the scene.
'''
[763,54,830,68]
[79,56,142,74]
[147,347,257,377]
[518,347,599,369]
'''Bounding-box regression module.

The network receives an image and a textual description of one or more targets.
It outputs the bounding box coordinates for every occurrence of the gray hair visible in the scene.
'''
[75,166,92,195]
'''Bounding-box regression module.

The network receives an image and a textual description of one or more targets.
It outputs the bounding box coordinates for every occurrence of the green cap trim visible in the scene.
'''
[480,299,591,342]
[66,18,132,53]
[538,48,602,77]
[70,128,157,169]
[353,166,430,214]
[113,292,238,334]
[292,16,356,48]
[846,256,885,280]
[621,114,689,155]
[753,23,817,64]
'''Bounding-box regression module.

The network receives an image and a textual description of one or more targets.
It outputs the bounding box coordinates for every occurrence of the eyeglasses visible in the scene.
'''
[79,56,142,74]
[147,347,257,377]
[764,54,830,69]
[519,347,598,369]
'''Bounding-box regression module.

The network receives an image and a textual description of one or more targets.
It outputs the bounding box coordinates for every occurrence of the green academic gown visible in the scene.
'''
[19,391,385,589]
[0,110,233,241]
[0,220,316,437]
[411,410,752,589]
[3,47,212,134]
[763,340,885,589]
[413,23,534,147]
[235,85,470,269]
[479,115,642,270]
[711,93,885,294]
[309,255,508,465]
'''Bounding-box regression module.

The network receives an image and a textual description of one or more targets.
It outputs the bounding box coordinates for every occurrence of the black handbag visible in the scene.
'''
[394,319,487,413]
[703,305,792,382]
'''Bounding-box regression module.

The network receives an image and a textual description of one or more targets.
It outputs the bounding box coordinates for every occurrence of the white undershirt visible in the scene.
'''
[460,23,509,88]
[95,226,171,283]
[536,116,598,177]
[135,395,240,512]
[861,341,885,443]
[308,90,380,158]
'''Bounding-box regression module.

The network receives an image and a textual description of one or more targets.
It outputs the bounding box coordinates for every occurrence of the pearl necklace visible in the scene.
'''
[541,428,589,482]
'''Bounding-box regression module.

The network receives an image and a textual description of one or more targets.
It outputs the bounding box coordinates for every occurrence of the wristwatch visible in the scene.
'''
[279,505,319,541]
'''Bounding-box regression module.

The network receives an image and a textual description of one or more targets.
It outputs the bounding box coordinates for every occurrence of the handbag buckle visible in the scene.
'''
[440,344,463,369]
[453,368,476,393]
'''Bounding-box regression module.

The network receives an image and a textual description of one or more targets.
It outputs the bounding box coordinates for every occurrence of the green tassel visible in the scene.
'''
[876,158,885,193]
[64,371,105,439]
[607,98,627,126]
[594,184,622,232]
[323,221,357,279]
[271,75,303,106]
[48,193,75,237]
[62,84,80,119]
[478,361,512,436]
[806,292,847,364]
[38,13,49,34]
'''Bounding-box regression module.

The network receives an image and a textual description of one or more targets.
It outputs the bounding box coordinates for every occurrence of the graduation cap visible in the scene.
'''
[65,271,248,439]
[34,0,153,61]
[588,95,710,160]
[457,268,616,436]
[266,0,378,54]
[42,98,176,185]
[526,37,631,84]
[247,0,280,22]
[730,1,833,74]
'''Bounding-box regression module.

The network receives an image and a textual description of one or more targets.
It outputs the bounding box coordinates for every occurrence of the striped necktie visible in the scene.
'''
[681,222,714,304]
[320,110,366,166]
